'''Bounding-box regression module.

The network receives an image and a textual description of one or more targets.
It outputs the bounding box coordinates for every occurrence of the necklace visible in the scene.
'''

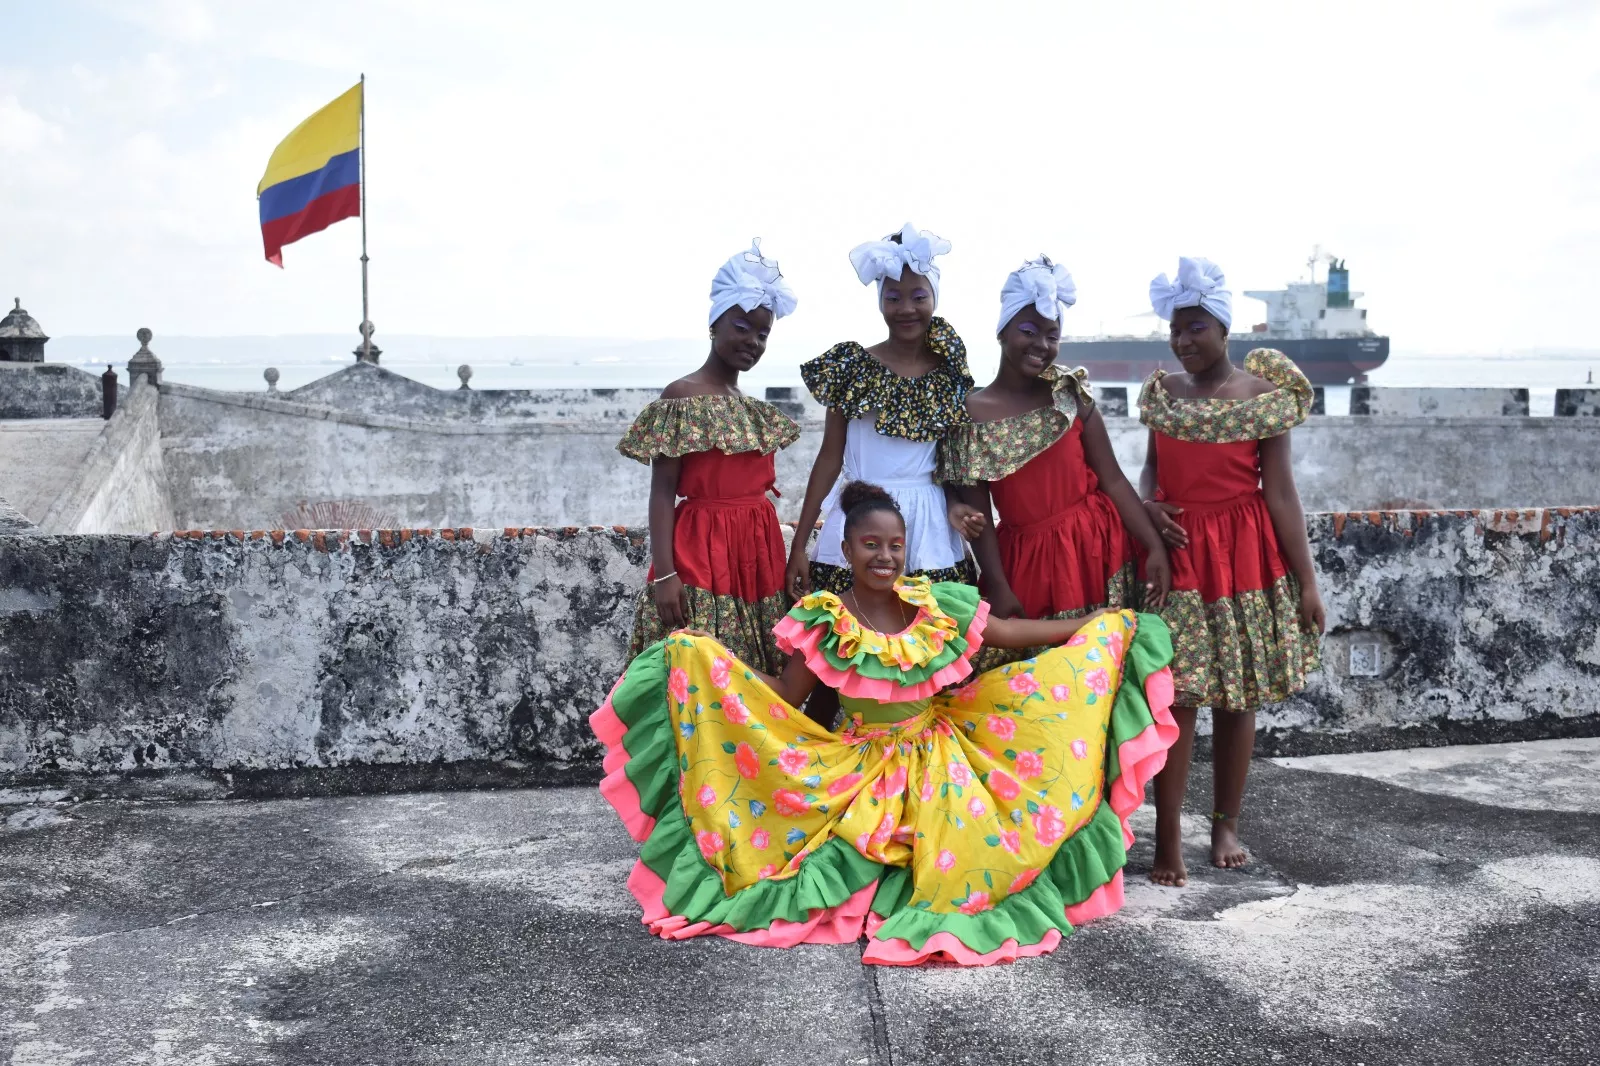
[1193,364,1236,399]
[845,589,910,634]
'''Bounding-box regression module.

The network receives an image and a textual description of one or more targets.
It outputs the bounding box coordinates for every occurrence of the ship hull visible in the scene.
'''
[1063,335,1389,385]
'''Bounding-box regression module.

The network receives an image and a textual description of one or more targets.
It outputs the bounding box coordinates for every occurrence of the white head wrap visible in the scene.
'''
[996,255,1077,336]
[848,223,951,306]
[1149,256,1232,330]
[708,239,798,326]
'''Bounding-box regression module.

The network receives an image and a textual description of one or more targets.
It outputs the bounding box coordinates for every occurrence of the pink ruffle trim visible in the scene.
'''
[592,673,877,948]
[772,600,991,704]
[589,686,657,844]
[627,860,875,947]
[1107,666,1179,847]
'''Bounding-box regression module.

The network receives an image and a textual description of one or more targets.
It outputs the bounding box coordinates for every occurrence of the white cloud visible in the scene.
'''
[96,0,219,43]
[2,0,1597,365]
[0,95,62,154]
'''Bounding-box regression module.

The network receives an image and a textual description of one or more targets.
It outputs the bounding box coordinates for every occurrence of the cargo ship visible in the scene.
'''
[1064,254,1389,384]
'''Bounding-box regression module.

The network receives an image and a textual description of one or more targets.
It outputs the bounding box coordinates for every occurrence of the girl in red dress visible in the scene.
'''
[940,257,1172,650]
[619,241,800,673]
[1138,257,1325,887]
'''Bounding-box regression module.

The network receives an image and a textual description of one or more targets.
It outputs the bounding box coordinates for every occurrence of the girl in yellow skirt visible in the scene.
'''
[592,482,1179,965]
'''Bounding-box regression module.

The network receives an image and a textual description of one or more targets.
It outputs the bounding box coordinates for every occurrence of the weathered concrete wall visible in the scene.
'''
[1350,386,1530,417]
[1556,388,1600,417]
[1270,508,1600,747]
[157,385,677,530]
[0,526,647,777]
[0,362,118,420]
[0,494,37,535]
[155,382,1600,530]
[38,381,174,534]
[0,418,106,524]
[1,508,1595,779]
[1104,417,1600,513]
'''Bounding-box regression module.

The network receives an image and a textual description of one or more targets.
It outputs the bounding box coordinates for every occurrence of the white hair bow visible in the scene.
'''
[848,223,951,304]
[997,255,1077,335]
[709,239,798,326]
[1149,256,1232,330]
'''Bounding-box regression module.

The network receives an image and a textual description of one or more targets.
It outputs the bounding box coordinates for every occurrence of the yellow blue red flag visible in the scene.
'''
[256,83,362,266]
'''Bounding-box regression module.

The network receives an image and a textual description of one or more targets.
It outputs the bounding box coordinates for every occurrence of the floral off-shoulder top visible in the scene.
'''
[616,393,800,463]
[1137,349,1313,443]
[937,365,1096,485]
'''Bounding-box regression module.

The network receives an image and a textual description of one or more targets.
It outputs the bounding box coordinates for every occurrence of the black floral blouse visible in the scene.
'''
[799,316,973,442]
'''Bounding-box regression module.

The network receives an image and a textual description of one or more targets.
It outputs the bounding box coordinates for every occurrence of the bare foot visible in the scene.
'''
[1210,817,1248,869]
[1149,837,1188,887]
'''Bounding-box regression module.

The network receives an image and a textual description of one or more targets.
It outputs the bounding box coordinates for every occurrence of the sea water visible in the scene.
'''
[44,334,1598,417]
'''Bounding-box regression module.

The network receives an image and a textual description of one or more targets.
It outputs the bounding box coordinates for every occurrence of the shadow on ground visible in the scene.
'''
[3,739,1598,1065]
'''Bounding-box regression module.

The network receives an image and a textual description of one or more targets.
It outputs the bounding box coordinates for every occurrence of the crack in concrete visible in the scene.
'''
[861,952,894,1066]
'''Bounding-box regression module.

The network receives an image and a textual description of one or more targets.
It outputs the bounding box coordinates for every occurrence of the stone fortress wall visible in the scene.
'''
[2,509,1596,781]
[1,335,1598,785]
[4,356,1599,533]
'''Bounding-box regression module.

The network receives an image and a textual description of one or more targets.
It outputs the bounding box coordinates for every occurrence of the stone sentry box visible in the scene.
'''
[0,298,48,363]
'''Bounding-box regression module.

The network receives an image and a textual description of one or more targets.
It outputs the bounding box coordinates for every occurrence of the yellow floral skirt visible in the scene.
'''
[592,610,1177,966]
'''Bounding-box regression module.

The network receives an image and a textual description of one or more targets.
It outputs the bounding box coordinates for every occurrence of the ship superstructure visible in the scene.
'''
[1065,251,1390,385]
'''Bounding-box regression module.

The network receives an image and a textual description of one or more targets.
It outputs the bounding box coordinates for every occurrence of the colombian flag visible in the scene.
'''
[256,83,362,266]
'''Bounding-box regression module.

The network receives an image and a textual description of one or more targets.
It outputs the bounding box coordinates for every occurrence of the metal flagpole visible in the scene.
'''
[359,72,370,361]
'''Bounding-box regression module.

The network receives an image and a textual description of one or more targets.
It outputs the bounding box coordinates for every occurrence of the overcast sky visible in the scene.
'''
[2,0,1597,362]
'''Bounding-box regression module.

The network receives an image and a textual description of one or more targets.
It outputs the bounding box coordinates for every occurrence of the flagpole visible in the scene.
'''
[359,72,370,361]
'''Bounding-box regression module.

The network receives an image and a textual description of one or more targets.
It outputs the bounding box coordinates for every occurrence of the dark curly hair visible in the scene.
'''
[840,481,904,538]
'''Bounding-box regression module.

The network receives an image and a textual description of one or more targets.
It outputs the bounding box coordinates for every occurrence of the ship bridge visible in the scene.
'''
[1245,260,1372,339]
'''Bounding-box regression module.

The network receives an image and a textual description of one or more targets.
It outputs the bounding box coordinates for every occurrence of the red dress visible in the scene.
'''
[991,421,1133,619]
[1152,436,1289,608]
[618,395,798,672]
[938,368,1133,621]
[1136,349,1321,711]
[647,448,786,607]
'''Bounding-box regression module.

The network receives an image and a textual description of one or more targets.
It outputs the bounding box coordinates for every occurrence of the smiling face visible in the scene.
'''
[999,305,1062,378]
[841,508,907,593]
[1168,306,1229,376]
[879,272,935,344]
[710,304,775,372]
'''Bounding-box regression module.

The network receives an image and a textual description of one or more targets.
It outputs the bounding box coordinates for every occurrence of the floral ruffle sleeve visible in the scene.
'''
[799,317,974,442]
[771,576,991,702]
[1137,348,1314,444]
[616,393,800,464]
[938,365,1093,485]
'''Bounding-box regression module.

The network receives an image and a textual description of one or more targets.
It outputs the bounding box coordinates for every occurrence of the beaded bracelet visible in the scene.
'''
[651,570,679,586]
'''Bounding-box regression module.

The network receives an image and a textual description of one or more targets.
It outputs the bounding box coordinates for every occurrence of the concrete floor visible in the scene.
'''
[2,739,1597,1066]
[0,418,103,523]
